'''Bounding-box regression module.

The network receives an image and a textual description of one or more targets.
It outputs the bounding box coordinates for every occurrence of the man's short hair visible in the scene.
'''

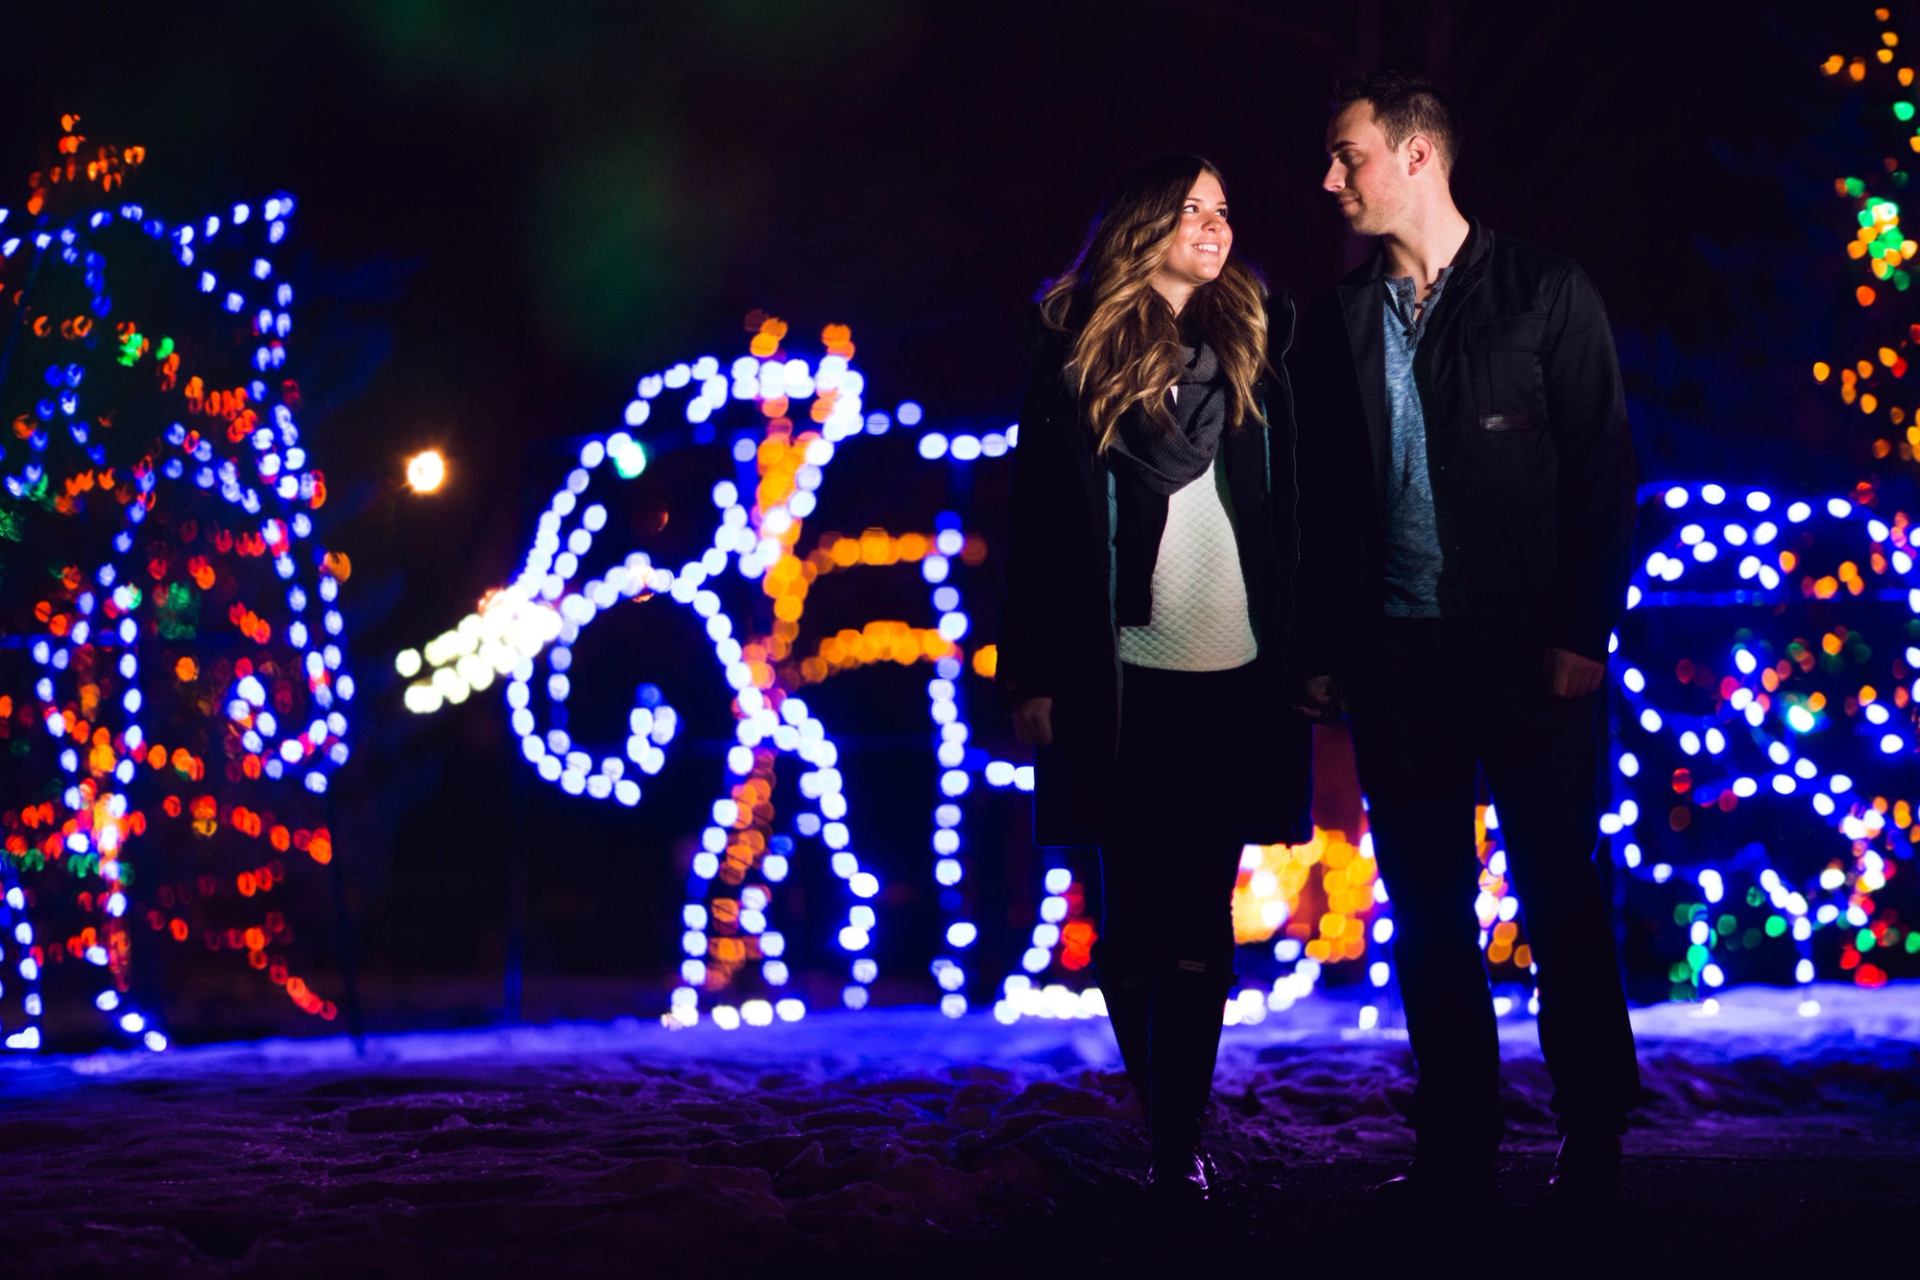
[1333,71,1459,169]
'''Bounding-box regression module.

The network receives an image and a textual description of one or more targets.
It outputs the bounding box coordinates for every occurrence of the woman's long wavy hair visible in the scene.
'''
[1039,154,1269,454]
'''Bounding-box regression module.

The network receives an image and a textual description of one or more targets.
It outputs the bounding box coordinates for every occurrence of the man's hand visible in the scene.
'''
[1293,674,1346,723]
[1545,648,1605,699]
[1012,696,1054,746]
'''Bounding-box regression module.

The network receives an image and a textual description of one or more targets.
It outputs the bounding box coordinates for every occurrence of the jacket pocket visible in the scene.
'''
[1466,312,1548,352]
[1467,312,1550,421]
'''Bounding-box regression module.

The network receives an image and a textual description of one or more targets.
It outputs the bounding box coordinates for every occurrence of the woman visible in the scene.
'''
[999,154,1313,1200]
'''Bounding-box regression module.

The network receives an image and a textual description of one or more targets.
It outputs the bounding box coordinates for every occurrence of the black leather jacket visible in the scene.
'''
[1290,219,1637,673]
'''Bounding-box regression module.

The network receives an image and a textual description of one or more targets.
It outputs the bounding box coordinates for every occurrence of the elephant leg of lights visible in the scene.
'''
[0,873,46,1050]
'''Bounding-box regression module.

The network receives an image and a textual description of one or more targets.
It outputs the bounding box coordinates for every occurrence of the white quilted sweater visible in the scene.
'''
[1116,447,1257,672]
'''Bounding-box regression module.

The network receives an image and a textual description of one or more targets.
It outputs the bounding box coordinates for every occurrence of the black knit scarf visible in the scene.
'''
[1106,341,1230,625]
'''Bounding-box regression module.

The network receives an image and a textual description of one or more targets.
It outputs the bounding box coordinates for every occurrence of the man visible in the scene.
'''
[1290,71,1641,1206]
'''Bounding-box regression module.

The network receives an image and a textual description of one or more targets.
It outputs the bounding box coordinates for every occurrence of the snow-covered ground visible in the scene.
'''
[3,983,1916,1277]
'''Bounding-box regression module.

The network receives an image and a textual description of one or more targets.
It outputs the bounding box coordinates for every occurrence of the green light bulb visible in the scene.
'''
[612,440,648,480]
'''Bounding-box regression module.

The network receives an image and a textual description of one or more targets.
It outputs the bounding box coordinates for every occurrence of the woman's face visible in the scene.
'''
[1152,170,1232,298]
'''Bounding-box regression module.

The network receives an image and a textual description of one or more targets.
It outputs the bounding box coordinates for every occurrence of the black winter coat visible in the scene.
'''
[997,298,1315,849]
[1290,220,1638,676]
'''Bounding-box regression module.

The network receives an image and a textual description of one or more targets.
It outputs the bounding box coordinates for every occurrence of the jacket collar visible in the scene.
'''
[1350,215,1491,287]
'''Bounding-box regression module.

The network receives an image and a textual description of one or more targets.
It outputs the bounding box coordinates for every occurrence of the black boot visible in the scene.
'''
[1144,970,1230,1202]
[1147,1143,1218,1202]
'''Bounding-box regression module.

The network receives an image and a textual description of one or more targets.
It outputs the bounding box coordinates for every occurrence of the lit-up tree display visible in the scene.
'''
[0,119,353,1051]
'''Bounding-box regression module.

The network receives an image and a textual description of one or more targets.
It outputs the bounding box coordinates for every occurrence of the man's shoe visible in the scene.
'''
[1146,1143,1217,1203]
[1547,1130,1622,1204]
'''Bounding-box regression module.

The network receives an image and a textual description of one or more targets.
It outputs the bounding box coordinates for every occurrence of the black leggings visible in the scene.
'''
[1094,661,1254,985]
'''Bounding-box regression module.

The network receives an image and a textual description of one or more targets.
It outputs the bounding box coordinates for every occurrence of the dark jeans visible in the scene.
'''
[1348,617,1640,1155]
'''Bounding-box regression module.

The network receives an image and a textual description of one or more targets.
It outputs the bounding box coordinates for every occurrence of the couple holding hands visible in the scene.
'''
[998,72,1641,1207]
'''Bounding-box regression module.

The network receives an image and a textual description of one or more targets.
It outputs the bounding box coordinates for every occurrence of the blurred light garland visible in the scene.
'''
[1608,483,1917,1010]
[0,118,352,1051]
[1819,4,1920,469]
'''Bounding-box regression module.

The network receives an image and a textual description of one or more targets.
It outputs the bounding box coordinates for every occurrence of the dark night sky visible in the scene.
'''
[8,2,1863,643]
[5,0,1900,1015]
[11,0,1873,625]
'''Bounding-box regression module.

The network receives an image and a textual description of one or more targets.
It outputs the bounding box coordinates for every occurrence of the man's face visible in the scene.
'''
[1323,101,1406,236]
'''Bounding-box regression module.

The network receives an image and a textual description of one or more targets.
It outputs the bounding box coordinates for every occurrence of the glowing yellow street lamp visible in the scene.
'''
[406,449,447,495]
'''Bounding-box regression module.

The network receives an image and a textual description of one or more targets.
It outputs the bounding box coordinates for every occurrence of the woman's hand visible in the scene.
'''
[1012,697,1054,746]
[1292,674,1346,723]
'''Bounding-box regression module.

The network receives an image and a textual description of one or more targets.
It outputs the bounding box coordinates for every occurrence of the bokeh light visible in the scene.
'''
[405,449,446,494]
